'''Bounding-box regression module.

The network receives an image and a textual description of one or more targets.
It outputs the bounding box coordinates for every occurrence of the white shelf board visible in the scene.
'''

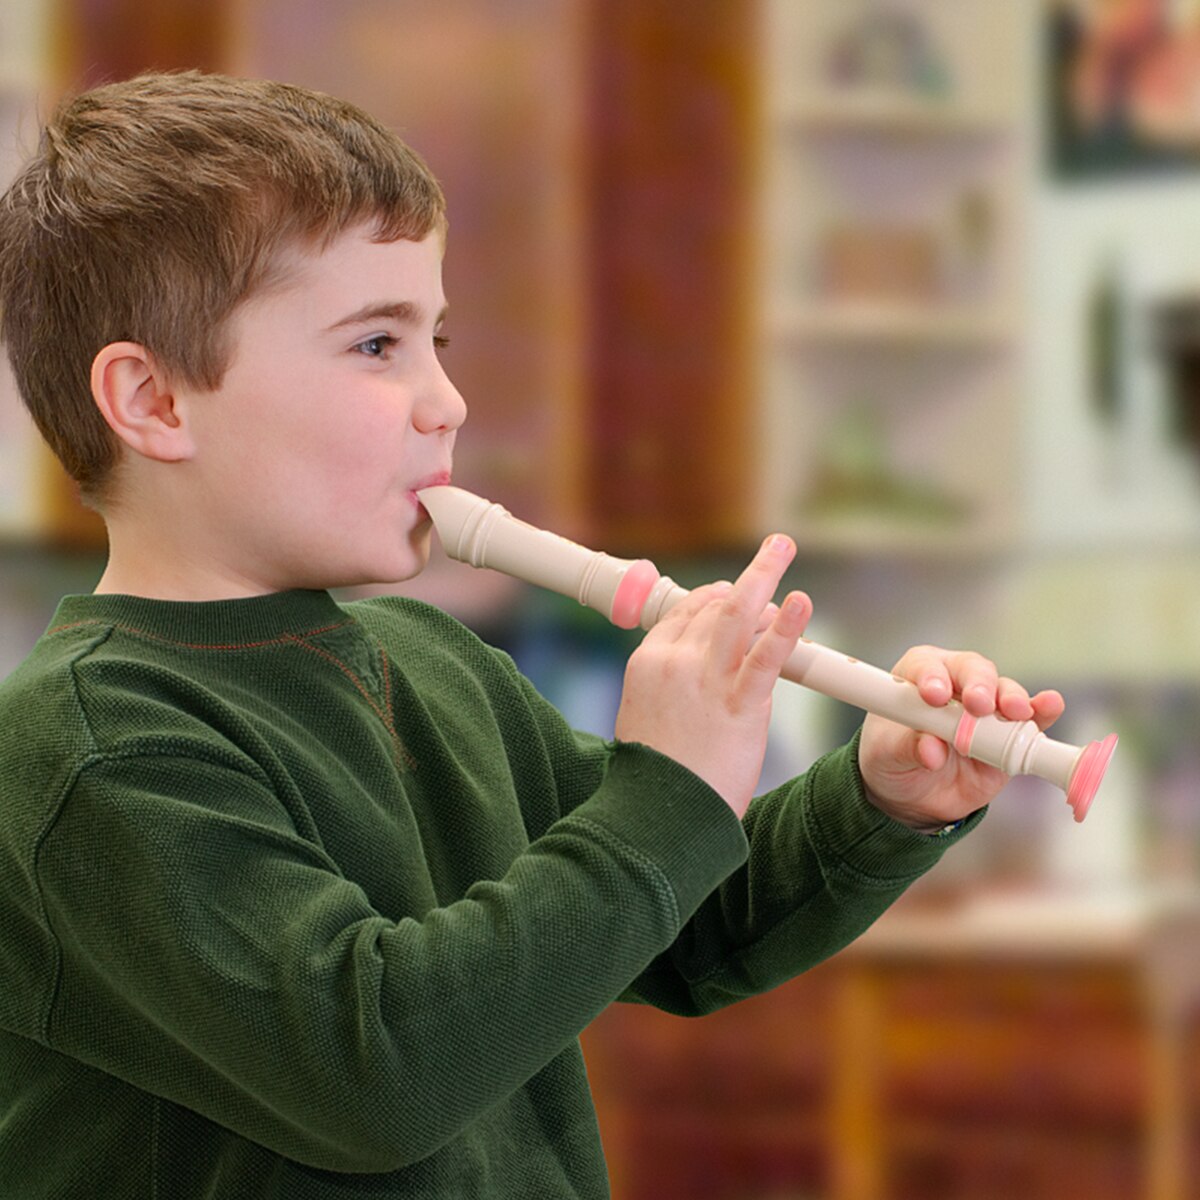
[776,91,1012,139]
[768,302,1017,348]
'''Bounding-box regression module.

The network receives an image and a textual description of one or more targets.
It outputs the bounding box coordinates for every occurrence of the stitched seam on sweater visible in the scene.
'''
[281,634,417,772]
[375,643,419,773]
[27,633,113,1043]
[671,759,926,991]
[150,1098,161,1200]
[798,732,946,888]
[34,747,344,1044]
[672,865,922,996]
[380,645,393,715]
[48,616,418,771]
[569,815,681,930]
[45,618,352,650]
[33,764,85,1043]
[801,780,934,890]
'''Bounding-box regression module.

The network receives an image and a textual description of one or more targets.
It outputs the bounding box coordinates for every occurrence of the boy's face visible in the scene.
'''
[182,227,465,593]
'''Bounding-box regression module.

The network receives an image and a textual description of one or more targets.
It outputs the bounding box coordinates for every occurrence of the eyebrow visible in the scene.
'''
[325,301,448,332]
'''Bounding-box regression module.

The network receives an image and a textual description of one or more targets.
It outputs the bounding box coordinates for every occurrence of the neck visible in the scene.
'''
[95,505,275,601]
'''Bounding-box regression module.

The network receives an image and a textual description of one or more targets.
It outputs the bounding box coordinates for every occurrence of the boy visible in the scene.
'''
[0,72,1062,1199]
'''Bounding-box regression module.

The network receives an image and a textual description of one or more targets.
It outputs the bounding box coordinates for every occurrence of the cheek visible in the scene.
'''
[316,419,406,504]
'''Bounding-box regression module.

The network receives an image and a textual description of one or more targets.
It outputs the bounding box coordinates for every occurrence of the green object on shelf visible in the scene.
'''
[801,402,969,528]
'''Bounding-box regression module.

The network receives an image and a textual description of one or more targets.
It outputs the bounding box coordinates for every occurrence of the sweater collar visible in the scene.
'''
[48,589,350,646]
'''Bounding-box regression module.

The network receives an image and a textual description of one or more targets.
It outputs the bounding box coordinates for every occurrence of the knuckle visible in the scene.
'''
[952,649,994,676]
[895,644,936,671]
[720,591,753,620]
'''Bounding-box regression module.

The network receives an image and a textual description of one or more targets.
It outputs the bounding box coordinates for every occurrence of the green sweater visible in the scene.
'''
[0,588,975,1198]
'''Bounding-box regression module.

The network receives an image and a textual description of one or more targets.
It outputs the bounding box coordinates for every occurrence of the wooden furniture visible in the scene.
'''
[5,0,759,558]
[831,894,1200,1200]
[583,892,1200,1200]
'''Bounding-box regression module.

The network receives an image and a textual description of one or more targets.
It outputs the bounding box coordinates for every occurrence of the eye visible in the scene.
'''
[434,334,451,350]
[353,334,398,358]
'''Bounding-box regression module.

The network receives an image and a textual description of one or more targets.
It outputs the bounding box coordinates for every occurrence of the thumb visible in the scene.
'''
[915,732,950,772]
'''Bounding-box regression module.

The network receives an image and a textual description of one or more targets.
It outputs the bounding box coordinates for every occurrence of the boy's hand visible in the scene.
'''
[615,536,812,819]
[859,646,1066,833]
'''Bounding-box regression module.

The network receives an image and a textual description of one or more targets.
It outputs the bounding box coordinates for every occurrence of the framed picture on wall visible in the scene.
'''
[1047,0,1200,178]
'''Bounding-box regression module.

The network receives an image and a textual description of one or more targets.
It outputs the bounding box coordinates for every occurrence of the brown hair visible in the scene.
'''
[0,70,446,508]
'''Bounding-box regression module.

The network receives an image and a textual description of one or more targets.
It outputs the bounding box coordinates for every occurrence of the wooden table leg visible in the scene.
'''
[831,963,886,1200]
[1143,916,1200,1200]
[1145,993,1186,1200]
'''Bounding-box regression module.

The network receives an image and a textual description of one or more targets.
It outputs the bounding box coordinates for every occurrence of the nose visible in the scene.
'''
[414,360,467,435]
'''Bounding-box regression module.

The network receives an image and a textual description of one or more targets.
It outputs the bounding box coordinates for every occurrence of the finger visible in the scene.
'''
[915,732,950,772]
[650,581,732,643]
[755,602,781,635]
[995,676,1035,723]
[734,591,811,704]
[898,648,1000,715]
[944,651,1000,716]
[710,535,796,671]
[1030,688,1065,731]
[891,645,953,706]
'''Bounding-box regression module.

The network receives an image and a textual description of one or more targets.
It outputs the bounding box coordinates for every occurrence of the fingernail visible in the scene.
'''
[765,534,791,553]
[783,594,806,617]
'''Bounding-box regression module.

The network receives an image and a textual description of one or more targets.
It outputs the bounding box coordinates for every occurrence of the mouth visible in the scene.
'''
[409,471,452,517]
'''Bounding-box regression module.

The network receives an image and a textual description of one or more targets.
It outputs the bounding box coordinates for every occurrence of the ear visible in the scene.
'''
[90,342,196,463]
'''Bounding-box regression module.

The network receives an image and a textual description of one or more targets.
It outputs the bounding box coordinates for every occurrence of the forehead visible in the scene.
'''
[253,227,447,320]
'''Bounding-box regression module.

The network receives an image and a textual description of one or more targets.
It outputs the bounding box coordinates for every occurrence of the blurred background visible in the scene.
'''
[2,0,1199,1195]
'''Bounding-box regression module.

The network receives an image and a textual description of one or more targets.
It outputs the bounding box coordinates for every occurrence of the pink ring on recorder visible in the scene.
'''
[610,560,659,629]
[1066,733,1118,823]
[953,712,977,758]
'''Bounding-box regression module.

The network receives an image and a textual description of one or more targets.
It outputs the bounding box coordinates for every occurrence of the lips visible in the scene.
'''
[409,470,452,514]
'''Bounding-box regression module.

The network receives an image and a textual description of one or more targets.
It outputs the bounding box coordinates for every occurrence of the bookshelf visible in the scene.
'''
[756,0,1033,558]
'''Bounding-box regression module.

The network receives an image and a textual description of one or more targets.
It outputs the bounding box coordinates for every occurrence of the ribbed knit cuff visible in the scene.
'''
[573,741,749,923]
[804,730,985,883]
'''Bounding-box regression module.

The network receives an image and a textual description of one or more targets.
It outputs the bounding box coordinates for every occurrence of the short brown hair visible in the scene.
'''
[0,70,446,508]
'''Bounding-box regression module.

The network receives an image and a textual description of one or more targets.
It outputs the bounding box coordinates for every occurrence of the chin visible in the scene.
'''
[370,533,434,587]
[296,523,432,591]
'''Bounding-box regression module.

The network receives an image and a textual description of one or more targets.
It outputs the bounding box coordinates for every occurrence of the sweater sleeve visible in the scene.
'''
[505,665,983,1016]
[35,739,747,1175]
[622,729,985,1015]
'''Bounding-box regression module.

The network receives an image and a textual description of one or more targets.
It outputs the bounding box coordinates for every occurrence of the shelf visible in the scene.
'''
[768,302,1016,349]
[777,91,1012,139]
[787,515,1012,561]
[758,1,1028,559]
[852,888,1200,962]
